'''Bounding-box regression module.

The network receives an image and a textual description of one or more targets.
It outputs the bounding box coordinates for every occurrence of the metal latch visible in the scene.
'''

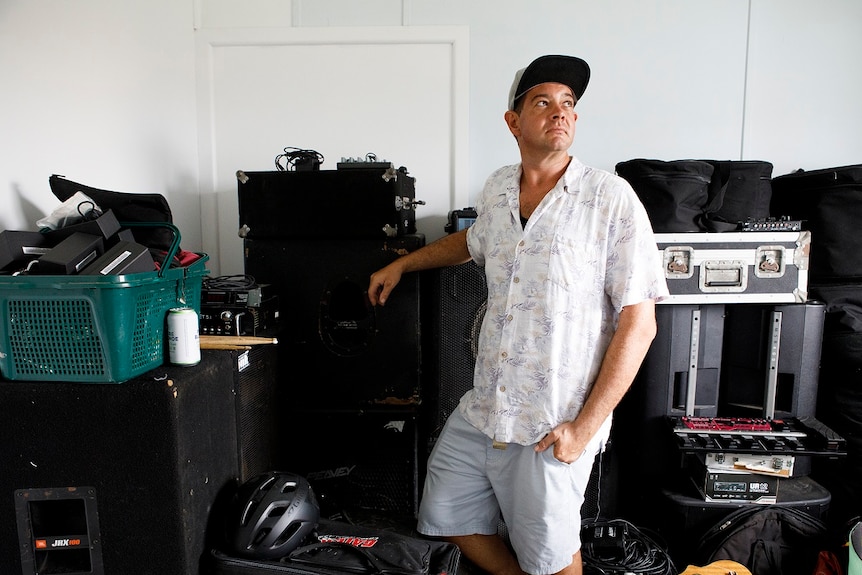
[755,245,786,278]
[663,247,693,279]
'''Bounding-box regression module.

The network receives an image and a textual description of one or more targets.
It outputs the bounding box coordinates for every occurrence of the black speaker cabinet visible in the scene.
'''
[237,167,418,240]
[658,475,831,568]
[0,347,277,575]
[419,261,487,449]
[719,301,825,419]
[630,304,726,419]
[615,304,726,461]
[613,304,726,521]
[277,408,420,518]
[243,235,424,410]
[719,302,826,478]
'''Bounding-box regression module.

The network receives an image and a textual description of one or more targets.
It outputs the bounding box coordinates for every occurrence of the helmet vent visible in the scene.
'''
[251,527,271,547]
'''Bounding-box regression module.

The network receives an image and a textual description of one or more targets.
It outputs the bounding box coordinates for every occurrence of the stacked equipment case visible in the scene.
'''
[237,162,426,519]
[613,159,849,568]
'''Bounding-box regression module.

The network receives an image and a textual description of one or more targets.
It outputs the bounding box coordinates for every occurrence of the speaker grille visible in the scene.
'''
[421,262,487,446]
[244,235,424,410]
[235,346,278,482]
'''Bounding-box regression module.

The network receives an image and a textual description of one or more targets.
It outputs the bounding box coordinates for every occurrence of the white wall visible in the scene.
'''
[0,0,200,249]
[2,0,861,275]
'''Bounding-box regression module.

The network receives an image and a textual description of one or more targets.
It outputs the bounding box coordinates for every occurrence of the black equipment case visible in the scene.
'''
[237,165,421,240]
[207,518,461,575]
[655,231,810,304]
[770,163,862,281]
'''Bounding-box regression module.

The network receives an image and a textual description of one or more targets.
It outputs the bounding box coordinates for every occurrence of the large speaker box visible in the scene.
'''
[719,302,826,478]
[615,305,726,446]
[277,408,420,518]
[419,261,487,449]
[0,348,277,575]
[244,235,424,410]
[719,301,825,419]
[625,304,726,420]
[613,304,726,521]
[658,475,831,568]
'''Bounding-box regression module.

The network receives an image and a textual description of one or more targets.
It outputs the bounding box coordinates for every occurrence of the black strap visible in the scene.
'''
[288,542,417,575]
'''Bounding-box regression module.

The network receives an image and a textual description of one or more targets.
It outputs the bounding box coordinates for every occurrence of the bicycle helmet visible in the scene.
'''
[228,471,320,559]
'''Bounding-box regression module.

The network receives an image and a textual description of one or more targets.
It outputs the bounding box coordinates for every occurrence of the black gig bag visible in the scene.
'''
[770,164,862,281]
[692,505,836,575]
[49,174,176,252]
[700,160,773,231]
[807,281,862,528]
[208,518,461,575]
[615,159,714,232]
[616,158,775,233]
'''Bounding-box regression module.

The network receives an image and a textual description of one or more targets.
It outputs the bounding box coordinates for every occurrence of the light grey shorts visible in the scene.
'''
[417,409,609,575]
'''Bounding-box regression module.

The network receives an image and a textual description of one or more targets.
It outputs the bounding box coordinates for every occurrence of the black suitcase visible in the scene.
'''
[237,166,421,240]
[207,518,461,575]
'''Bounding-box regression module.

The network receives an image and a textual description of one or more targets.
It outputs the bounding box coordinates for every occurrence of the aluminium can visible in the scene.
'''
[167,307,201,366]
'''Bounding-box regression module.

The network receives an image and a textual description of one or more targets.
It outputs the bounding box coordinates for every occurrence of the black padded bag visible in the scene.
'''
[615,159,714,232]
[808,281,862,527]
[208,518,461,575]
[700,160,774,231]
[49,174,175,252]
[693,506,833,575]
[770,164,862,280]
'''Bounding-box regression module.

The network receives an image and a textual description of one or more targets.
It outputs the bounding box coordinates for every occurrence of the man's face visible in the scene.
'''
[508,82,577,152]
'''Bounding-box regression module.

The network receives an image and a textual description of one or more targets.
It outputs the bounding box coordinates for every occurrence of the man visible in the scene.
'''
[368,55,669,575]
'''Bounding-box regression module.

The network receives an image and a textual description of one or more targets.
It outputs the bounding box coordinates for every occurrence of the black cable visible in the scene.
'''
[581,518,678,575]
[586,449,606,523]
[275,147,324,171]
[202,274,257,291]
[77,200,102,221]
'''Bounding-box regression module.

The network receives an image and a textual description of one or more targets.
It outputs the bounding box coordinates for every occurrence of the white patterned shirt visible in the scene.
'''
[461,157,669,446]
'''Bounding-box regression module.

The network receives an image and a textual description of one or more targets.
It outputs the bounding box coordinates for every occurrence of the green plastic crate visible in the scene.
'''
[0,254,208,383]
[0,221,210,382]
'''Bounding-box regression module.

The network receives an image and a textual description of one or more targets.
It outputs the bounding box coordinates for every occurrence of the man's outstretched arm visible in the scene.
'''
[367,229,472,306]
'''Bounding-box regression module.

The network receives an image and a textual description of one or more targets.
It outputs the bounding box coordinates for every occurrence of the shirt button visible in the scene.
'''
[519,240,525,247]
[506,314,513,322]
[499,386,506,392]
[513,277,520,283]
[501,351,508,358]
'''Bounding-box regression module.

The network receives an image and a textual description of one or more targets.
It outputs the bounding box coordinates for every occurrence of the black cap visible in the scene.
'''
[508,55,590,111]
